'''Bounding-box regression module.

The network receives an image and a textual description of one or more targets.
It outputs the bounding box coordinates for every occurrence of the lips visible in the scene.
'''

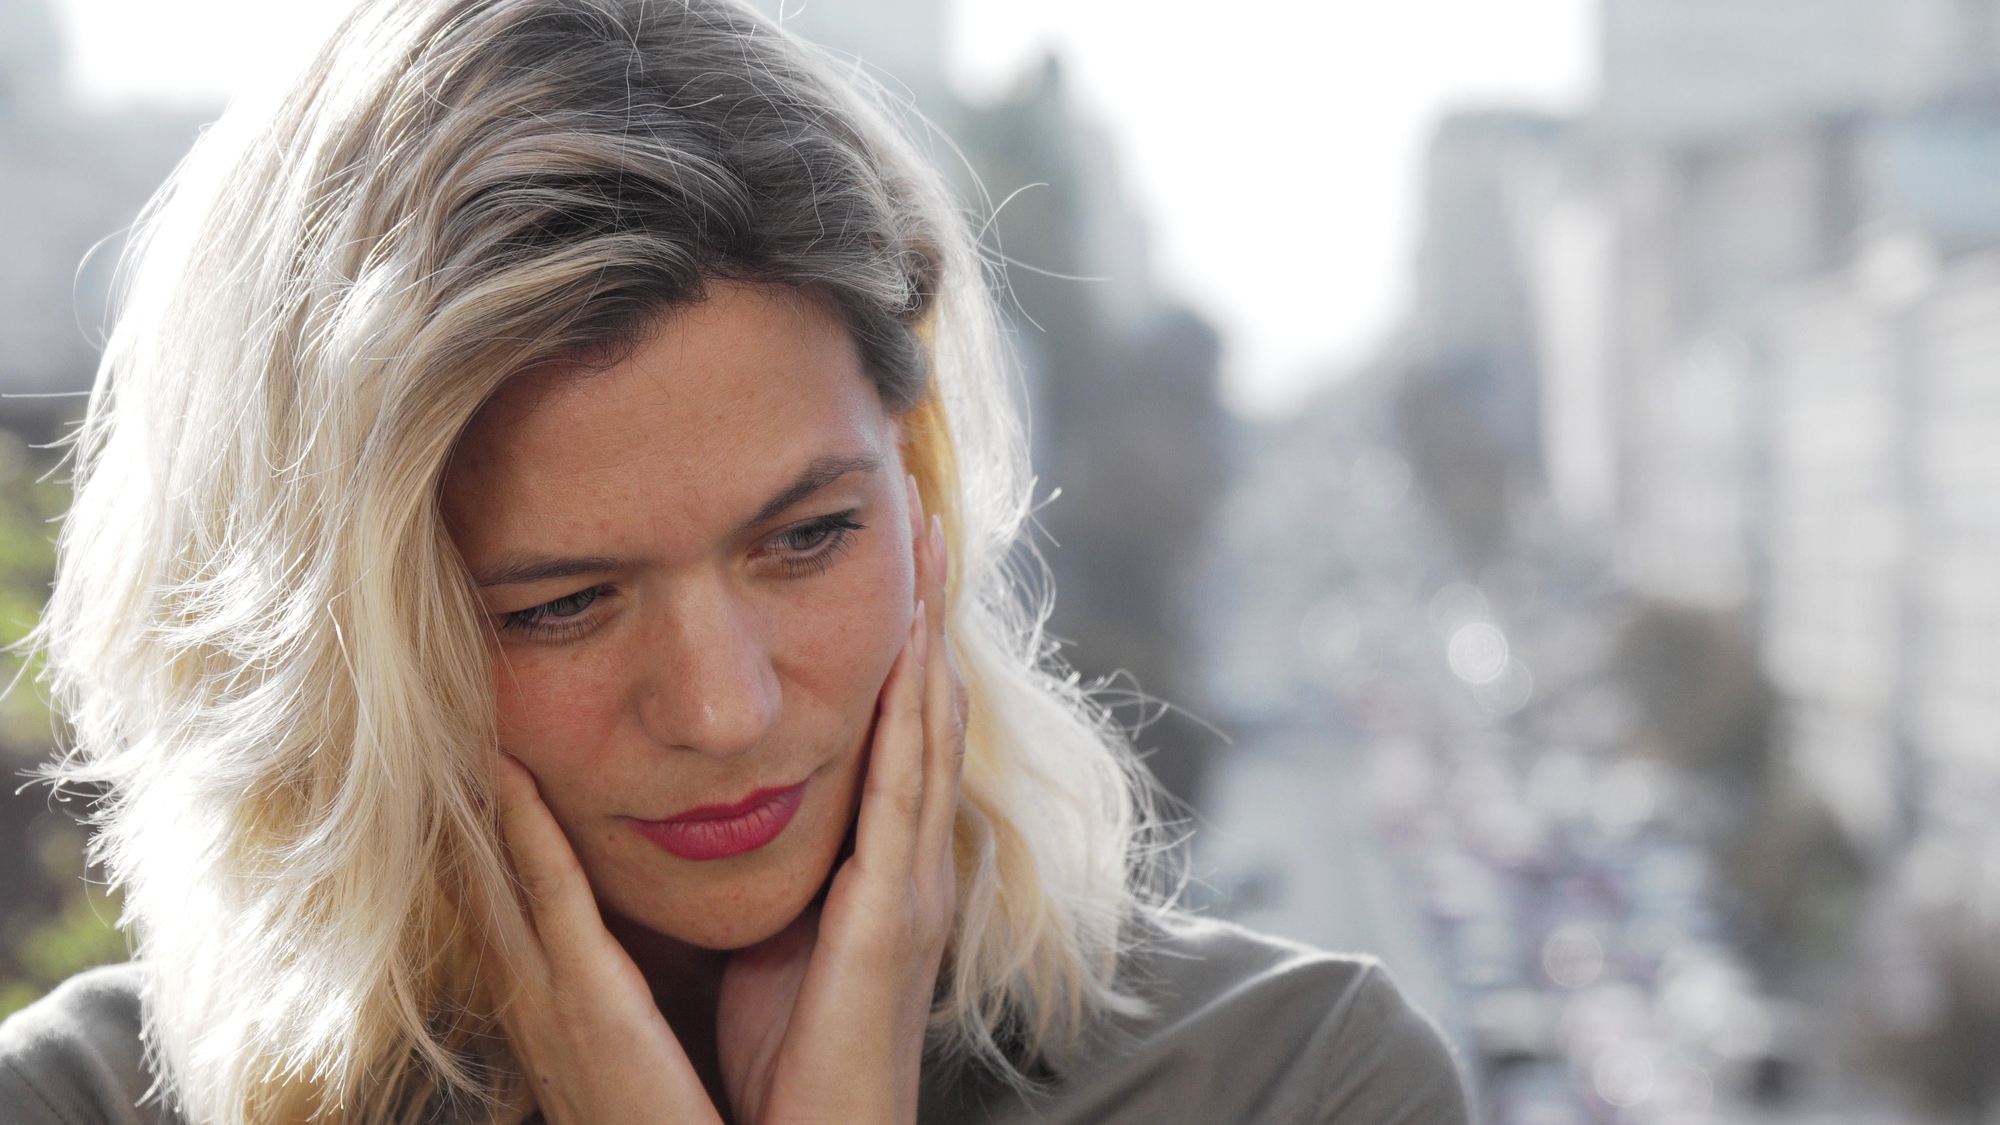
[631,781,809,861]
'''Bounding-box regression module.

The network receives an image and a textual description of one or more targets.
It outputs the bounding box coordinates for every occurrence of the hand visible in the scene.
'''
[717,482,966,1125]
[489,752,726,1125]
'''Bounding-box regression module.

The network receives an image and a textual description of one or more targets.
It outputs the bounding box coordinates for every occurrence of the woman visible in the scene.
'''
[0,1,1468,1122]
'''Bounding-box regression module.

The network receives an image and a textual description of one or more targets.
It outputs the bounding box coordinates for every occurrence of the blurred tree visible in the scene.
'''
[1395,366,1516,570]
[1615,605,1773,784]
[1615,603,1867,984]
[1869,924,2000,1116]
[0,0,167,1021]
[952,60,1234,811]
[0,824,124,1019]
[0,436,120,1018]
[1392,111,1566,571]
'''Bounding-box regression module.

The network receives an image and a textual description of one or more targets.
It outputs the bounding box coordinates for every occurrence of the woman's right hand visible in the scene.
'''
[491,753,726,1125]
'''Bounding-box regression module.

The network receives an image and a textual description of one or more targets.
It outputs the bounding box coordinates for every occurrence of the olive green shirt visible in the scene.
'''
[0,916,1468,1124]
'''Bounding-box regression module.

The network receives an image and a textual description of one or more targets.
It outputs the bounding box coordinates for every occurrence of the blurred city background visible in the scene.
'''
[4,0,2000,1120]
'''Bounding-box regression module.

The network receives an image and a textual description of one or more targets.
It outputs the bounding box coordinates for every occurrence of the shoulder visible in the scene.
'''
[927,915,1470,1125]
[0,964,174,1125]
[1109,915,1469,1125]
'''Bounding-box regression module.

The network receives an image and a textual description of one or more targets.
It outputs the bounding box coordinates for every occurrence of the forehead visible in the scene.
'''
[442,283,891,559]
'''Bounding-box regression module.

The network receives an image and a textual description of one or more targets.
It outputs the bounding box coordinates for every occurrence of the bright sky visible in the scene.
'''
[51,0,1596,416]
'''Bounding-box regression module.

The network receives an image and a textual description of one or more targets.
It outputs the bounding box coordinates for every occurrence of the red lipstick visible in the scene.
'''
[632,781,808,861]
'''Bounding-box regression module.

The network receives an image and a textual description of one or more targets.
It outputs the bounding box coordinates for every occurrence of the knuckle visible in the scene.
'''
[865,766,925,820]
[892,776,926,819]
[516,872,564,916]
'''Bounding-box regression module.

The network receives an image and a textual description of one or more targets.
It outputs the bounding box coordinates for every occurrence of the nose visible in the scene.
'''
[636,578,780,759]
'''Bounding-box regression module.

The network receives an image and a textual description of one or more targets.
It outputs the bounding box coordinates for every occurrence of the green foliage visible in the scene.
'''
[0,434,109,1020]
[0,441,62,746]
[0,831,126,1019]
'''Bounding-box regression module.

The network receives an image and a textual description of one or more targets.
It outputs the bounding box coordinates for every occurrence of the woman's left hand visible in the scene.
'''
[716,484,965,1125]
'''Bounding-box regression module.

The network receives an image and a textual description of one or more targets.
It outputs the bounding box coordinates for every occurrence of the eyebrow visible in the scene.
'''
[735,452,882,533]
[473,554,621,588]
[471,452,882,588]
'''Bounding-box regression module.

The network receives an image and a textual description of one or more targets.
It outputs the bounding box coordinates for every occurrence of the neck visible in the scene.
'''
[603,911,733,1115]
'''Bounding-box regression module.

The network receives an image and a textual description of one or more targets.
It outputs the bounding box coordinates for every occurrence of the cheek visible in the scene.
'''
[779,536,916,731]
[492,644,629,781]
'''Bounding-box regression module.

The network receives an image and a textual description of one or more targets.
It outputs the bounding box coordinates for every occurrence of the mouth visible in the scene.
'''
[630,781,809,861]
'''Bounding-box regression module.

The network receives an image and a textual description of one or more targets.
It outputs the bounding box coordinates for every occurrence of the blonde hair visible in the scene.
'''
[36,1,1162,1121]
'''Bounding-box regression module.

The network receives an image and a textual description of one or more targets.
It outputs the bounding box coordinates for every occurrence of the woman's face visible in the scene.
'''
[442,282,915,951]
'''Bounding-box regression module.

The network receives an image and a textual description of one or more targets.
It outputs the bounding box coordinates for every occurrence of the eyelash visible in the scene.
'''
[765,510,864,578]
[501,585,608,641]
[496,511,864,641]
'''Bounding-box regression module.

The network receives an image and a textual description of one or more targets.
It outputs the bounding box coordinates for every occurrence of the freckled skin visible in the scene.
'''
[441,283,915,954]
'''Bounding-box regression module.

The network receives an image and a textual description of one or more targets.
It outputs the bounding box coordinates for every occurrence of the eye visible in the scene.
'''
[773,519,843,552]
[763,510,863,578]
[501,584,610,638]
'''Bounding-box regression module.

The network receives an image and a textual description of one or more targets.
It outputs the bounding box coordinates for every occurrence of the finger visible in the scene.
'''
[852,606,927,877]
[907,474,930,598]
[916,521,962,874]
[924,514,946,635]
[493,753,611,966]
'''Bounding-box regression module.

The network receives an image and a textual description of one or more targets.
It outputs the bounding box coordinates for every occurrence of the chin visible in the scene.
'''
[571,723,874,951]
[646,876,826,950]
[605,814,851,951]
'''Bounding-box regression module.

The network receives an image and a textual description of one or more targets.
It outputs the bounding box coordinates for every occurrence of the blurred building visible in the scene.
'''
[1757,179,2000,870]
[1583,1,2000,862]
[1374,0,2000,864]
[1337,0,2000,1113]
[1600,0,2000,139]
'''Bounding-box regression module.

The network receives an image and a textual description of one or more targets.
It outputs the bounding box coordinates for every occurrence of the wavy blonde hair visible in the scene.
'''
[36,1,1161,1121]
